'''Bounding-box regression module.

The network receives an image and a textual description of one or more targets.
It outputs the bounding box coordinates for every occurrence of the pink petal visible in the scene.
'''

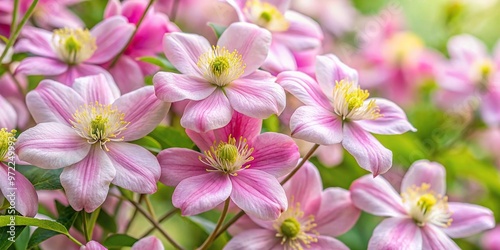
[38,4,84,29]
[277,70,332,110]
[114,86,170,141]
[81,241,107,250]
[153,72,215,102]
[87,16,135,64]
[104,0,122,18]
[290,106,343,145]
[421,224,460,250]
[157,148,208,186]
[0,163,38,217]
[61,146,116,212]
[228,215,262,236]
[262,41,297,74]
[249,132,299,177]
[315,54,358,97]
[313,188,361,237]
[108,55,144,94]
[368,218,422,250]
[310,236,349,250]
[481,88,500,127]
[16,123,91,169]
[224,229,281,249]
[131,236,164,250]
[218,22,272,77]
[185,129,217,152]
[72,74,120,105]
[273,11,323,51]
[481,226,500,250]
[181,90,233,133]
[355,98,417,135]
[0,95,16,129]
[163,32,211,75]
[342,122,392,176]
[26,79,84,125]
[284,161,323,208]
[15,27,56,58]
[213,111,263,145]
[448,34,488,64]
[401,160,446,196]
[225,71,285,119]
[350,175,406,217]
[54,64,111,86]
[442,202,495,238]
[230,169,287,220]
[16,57,68,76]
[172,172,232,216]
[106,142,160,193]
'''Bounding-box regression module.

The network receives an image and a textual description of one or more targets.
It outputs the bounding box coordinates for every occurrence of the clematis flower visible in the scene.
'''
[224,0,323,74]
[153,22,286,132]
[81,236,164,250]
[277,54,416,176]
[158,112,299,220]
[15,16,134,85]
[350,160,495,249]
[435,34,500,127]
[104,0,179,93]
[226,161,360,249]
[482,226,500,250]
[16,74,169,212]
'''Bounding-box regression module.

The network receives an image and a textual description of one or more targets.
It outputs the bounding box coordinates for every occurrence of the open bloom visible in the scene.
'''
[226,161,360,249]
[81,236,164,250]
[435,34,500,127]
[158,112,299,220]
[154,22,286,132]
[15,16,134,85]
[277,54,416,176]
[224,0,323,74]
[350,160,495,249]
[16,74,169,212]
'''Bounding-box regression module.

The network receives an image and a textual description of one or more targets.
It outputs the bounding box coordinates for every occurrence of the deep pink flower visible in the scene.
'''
[224,0,323,74]
[16,74,169,212]
[350,160,495,249]
[226,161,360,249]
[15,16,134,85]
[277,54,416,176]
[435,34,500,127]
[154,22,286,132]
[158,112,299,220]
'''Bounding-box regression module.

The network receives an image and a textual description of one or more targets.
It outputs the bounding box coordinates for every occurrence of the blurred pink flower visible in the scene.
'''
[476,127,500,168]
[482,226,500,250]
[277,54,416,176]
[16,74,169,212]
[104,0,179,93]
[158,112,299,220]
[435,34,500,127]
[350,160,495,249]
[80,236,164,250]
[226,161,360,249]
[15,16,134,85]
[154,22,286,132]
[224,0,323,74]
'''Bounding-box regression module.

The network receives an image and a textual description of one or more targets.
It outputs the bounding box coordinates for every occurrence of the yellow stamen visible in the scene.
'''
[199,135,254,175]
[0,128,16,161]
[244,0,289,32]
[52,28,97,64]
[274,201,318,250]
[197,46,245,87]
[332,80,381,121]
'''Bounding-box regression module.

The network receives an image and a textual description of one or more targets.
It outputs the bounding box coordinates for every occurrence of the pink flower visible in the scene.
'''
[15,16,134,85]
[104,0,179,93]
[482,226,500,250]
[277,54,416,176]
[350,160,495,249]
[16,74,169,212]
[158,112,299,220]
[226,161,360,249]
[435,34,500,127]
[81,236,164,250]
[154,22,286,132]
[224,0,323,74]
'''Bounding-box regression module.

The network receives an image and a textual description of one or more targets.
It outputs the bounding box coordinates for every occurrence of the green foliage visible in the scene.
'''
[16,165,63,190]
[149,126,195,149]
[102,234,138,248]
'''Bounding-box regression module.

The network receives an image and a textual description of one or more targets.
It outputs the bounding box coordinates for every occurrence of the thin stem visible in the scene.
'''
[280,144,320,185]
[0,0,38,62]
[124,194,141,233]
[214,210,244,239]
[66,234,83,246]
[140,207,179,238]
[109,0,155,68]
[10,0,19,33]
[144,195,157,220]
[199,199,230,250]
[170,0,180,22]
[81,212,90,243]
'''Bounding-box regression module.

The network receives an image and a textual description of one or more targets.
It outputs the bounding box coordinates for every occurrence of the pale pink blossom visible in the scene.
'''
[158,112,299,220]
[277,54,416,176]
[350,160,495,249]
[226,161,360,249]
[15,17,134,85]
[482,226,500,250]
[80,236,164,250]
[16,74,169,212]
[154,22,286,132]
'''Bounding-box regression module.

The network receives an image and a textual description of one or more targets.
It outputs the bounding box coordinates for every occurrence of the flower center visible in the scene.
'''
[383,32,424,66]
[244,0,289,32]
[471,58,495,87]
[52,28,97,64]
[401,183,453,228]
[197,46,245,87]
[70,102,129,151]
[199,135,254,175]
[332,80,381,121]
[274,201,318,250]
[0,128,16,161]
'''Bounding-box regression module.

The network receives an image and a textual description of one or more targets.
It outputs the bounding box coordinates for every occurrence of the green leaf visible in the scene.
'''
[96,209,117,233]
[0,216,67,234]
[149,126,194,149]
[102,234,138,248]
[14,227,29,250]
[0,226,26,250]
[16,165,63,190]
[208,23,227,38]
[131,136,162,153]
[262,115,280,132]
[184,216,216,234]
[137,56,179,72]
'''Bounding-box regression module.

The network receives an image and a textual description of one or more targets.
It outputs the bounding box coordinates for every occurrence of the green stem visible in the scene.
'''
[170,0,180,22]
[67,234,84,246]
[140,207,179,238]
[109,0,155,68]
[199,199,230,250]
[214,210,244,239]
[10,0,19,33]
[81,212,90,243]
[144,195,156,220]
